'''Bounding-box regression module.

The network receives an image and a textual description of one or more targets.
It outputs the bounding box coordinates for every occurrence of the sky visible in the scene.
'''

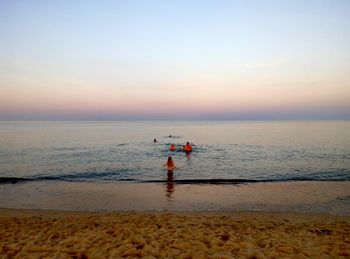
[1,0,350,120]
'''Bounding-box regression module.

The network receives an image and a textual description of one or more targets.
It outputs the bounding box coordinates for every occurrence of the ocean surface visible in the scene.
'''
[0,121,350,214]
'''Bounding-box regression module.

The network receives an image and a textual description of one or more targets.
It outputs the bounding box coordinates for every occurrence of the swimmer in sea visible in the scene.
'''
[164,156,176,180]
[153,138,157,142]
[184,142,193,152]
[170,144,176,151]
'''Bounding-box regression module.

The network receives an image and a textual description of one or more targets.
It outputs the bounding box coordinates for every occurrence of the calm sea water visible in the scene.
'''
[0,121,350,183]
[1,121,350,213]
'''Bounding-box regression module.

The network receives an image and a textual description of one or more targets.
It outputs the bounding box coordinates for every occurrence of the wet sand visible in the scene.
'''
[1,181,350,214]
[0,209,349,258]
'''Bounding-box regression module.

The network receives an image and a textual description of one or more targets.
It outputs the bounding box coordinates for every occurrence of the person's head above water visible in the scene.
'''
[153,138,157,142]
[169,135,172,137]
[167,156,174,165]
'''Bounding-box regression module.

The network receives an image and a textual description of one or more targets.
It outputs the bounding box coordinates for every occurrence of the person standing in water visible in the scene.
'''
[184,142,193,152]
[165,156,176,180]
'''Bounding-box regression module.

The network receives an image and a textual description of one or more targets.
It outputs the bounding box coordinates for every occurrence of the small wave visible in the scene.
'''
[1,176,349,185]
[0,169,131,184]
[115,143,128,147]
[54,147,76,151]
[0,177,32,184]
[139,178,323,184]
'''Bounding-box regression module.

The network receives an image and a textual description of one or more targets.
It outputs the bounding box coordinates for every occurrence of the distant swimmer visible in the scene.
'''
[169,135,172,138]
[153,138,157,142]
[170,144,176,151]
[165,156,176,180]
[184,142,193,152]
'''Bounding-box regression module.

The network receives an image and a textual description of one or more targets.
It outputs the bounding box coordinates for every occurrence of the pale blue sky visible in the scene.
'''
[1,0,349,120]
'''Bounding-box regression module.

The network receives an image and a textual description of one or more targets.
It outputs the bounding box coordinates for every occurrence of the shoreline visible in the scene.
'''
[1,207,350,217]
[1,181,350,215]
[1,208,349,258]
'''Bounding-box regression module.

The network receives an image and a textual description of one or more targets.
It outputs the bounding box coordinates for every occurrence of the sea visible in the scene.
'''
[0,121,349,214]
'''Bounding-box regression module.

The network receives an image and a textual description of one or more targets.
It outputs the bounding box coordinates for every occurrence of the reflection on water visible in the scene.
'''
[166,181,175,199]
[166,171,175,199]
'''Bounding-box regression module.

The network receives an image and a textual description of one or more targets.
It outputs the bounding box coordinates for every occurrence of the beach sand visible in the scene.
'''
[0,209,349,258]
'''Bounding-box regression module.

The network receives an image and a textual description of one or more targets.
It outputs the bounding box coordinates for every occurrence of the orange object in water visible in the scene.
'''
[184,142,192,152]
[170,144,176,151]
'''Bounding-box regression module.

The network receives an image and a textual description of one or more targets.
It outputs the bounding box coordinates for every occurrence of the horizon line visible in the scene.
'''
[1,119,349,122]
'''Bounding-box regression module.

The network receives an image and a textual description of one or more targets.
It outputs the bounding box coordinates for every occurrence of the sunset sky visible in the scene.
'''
[1,0,349,120]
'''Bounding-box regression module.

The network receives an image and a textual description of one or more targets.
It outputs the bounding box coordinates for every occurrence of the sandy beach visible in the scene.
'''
[0,209,349,258]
